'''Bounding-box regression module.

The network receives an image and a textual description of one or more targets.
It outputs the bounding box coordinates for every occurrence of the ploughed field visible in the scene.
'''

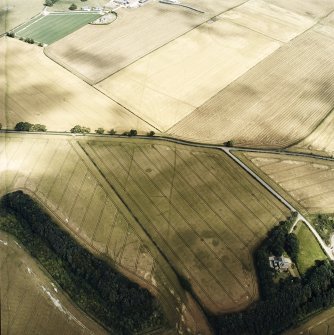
[81,138,289,313]
[0,231,107,335]
[240,152,334,213]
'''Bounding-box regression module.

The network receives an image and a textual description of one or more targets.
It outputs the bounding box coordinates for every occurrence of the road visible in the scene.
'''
[1,130,333,259]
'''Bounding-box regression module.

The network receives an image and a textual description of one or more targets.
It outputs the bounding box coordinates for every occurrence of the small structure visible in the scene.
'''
[269,255,292,272]
[81,6,91,11]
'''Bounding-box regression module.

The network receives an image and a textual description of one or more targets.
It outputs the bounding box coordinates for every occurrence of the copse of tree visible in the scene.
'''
[69,3,77,10]
[0,191,166,334]
[129,129,137,136]
[14,122,46,132]
[95,127,105,134]
[225,140,234,147]
[24,37,34,44]
[70,125,90,134]
[285,233,299,263]
[0,123,2,130]
[108,128,116,135]
[6,31,15,38]
[147,131,155,137]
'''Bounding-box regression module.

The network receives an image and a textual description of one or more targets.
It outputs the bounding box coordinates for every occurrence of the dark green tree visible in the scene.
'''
[15,122,33,131]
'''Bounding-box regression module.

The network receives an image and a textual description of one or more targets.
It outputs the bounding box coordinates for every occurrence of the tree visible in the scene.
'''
[129,129,137,136]
[95,128,105,134]
[44,0,53,6]
[15,122,33,131]
[285,233,299,263]
[108,129,116,135]
[31,124,47,132]
[69,3,77,10]
[225,140,234,147]
[147,131,155,137]
[70,125,90,134]
[6,32,15,38]
[0,123,2,130]
[24,37,34,44]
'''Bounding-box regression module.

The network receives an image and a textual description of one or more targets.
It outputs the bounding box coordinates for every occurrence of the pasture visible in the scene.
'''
[220,0,315,42]
[241,152,334,213]
[0,38,151,132]
[45,0,246,84]
[82,138,289,313]
[0,133,208,334]
[96,18,281,131]
[295,222,327,274]
[0,232,107,335]
[12,12,101,45]
[169,30,334,147]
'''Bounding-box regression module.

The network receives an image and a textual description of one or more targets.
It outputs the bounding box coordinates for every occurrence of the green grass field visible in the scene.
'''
[13,12,101,45]
[296,222,327,274]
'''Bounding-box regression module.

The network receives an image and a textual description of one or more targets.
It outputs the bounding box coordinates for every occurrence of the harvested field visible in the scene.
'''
[264,0,334,19]
[0,232,107,335]
[168,30,334,147]
[45,1,247,84]
[0,0,43,34]
[293,109,334,155]
[12,12,102,45]
[97,18,281,131]
[220,0,315,42]
[242,152,334,213]
[323,10,334,27]
[82,138,289,313]
[0,37,151,132]
[284,307,334,335]
[0,133,192,332]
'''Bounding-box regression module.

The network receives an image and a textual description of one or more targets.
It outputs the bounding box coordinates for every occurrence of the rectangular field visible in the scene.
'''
[220,0,315,42]
[12,12,101,45]
[45,1,247,84]
[168,30,334,147]
[0,37,151,133]
[96,17,281,131]
[242,152,334,213]
[82,138,289,314]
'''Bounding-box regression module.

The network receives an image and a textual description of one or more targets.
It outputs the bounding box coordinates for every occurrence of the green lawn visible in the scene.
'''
[13,12,101,45]
[296,222,327,274]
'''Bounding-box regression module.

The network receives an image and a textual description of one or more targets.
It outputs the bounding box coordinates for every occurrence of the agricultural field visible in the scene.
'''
[81,138,289,313]
[0,0,43,34]
[97,17,281,131]
[45,1,247,84]
[168,30,334,147]
[295,221,327,274]
[0,37,152,132]
[12,12,102,45]
[284,307,334,335]
[264,0,334,19]
[0,232,107,335]
[0,133,214,335]
[241,152,334,213]
[220,0,315,42]
[293,109,334,156]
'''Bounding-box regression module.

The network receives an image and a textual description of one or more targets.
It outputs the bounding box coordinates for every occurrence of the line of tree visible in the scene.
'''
[211,215,334,335]
[0,191,165,334]
[14,122,46,132]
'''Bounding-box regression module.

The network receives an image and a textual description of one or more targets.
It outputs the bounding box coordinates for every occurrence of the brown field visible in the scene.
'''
[220,0,315,42]
[96,17,281,131]
[168,30,334,147]
[264,0,334,19]
[82,138,289,313]
[0,133,195,333]
[0,232,107,335]
[0,0,43,34]
[292,109,334,156]
[241,152,334,213]
[284,307,334,335]
[0,37,152,133]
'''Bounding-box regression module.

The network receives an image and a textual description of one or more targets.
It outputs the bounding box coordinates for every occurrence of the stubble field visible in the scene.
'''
[0,38,151,132]
[96,17,281,131]
[0,232,107,335]
[241,152,334,213]
[169,30,334,147]
[82,138,289,313]
[0,133,188,332]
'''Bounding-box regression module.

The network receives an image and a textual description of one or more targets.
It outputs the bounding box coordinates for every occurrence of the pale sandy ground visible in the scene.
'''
[0,232,107,335]
[0,37,152,132]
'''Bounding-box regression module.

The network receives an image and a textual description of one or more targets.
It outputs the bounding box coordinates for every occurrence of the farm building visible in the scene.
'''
[269,255,292,272]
